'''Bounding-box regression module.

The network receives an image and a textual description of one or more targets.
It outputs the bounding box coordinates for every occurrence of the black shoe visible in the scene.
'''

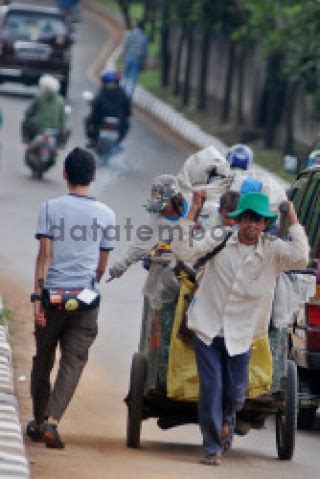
[26,419,44,442]
[43,423,65,449]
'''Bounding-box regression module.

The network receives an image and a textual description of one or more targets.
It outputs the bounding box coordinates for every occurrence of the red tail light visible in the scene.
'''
[306,303,320,326]
[306,303,320,352]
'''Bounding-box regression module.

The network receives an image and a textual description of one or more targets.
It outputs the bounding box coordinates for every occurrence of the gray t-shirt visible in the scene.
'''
[36,194,116,289]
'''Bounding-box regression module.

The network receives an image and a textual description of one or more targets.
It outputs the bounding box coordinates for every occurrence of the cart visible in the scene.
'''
[126,257,297,461]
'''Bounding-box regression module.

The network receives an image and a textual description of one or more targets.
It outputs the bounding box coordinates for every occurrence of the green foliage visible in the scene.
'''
[239,0,320,85]
[97,0,144,21]
[0,304,12,327]
[97,0,120,14]
[139,68,160,91]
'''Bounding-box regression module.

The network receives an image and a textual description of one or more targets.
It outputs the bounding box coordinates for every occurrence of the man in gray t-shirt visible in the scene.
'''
[27,147,116,449]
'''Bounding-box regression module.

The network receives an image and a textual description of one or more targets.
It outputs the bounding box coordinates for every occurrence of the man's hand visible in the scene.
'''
[34,301,46,328]
[109,263,126,279]
[280,201,298,225]
[186,190,207,221]
[287,201,298,225]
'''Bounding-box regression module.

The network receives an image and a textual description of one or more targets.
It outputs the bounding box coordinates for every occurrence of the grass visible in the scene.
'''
[0,304,12,327]
[97,0,120,14]
[139,68,160,91]
[97,0,144,22]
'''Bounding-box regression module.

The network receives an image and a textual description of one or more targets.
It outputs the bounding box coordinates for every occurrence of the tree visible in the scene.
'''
[160,0,171,88]
[117,0,132,28]
[241,0,320,152]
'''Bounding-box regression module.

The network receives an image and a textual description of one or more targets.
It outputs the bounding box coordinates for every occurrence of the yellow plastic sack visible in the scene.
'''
[167,272,273,401]
[248,334,273,399]
[167,271,199,402]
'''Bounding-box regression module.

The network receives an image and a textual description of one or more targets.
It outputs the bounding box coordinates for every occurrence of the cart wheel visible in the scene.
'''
[126,352,147,448]
[297,407,317,430]
[276,360,297,460]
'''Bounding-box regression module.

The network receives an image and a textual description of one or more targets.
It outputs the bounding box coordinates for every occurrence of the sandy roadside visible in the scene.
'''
[0,275,143,479]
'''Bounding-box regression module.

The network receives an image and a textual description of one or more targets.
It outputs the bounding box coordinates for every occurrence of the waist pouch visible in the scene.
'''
[42,288,100,313]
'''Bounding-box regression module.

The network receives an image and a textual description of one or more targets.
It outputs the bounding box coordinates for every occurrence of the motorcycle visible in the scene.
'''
[25,128,60,180]
[83,90,122,164]
[96,116,120,157]
[23,105,71,179]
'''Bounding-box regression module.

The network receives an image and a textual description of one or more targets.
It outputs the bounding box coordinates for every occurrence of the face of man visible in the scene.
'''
[160,194,184,217]
[237,210,268,245]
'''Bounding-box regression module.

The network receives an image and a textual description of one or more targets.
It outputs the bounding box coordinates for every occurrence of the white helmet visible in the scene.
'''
[145,174,181,213]
[39,74,60,93]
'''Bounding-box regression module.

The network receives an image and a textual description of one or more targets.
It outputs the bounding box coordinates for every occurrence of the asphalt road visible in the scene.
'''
[0,1,319,478]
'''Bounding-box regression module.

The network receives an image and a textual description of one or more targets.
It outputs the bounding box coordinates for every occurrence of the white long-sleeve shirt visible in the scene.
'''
[172,220,309,356]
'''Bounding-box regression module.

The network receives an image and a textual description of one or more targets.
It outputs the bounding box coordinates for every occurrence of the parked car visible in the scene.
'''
[288,165,320,428]
[0,3,72,96]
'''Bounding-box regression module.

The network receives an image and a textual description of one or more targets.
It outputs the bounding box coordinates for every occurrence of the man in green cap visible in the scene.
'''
[172,191,309,466]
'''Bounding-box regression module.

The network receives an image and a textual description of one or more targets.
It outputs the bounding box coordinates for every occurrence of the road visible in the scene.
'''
[0,1,319,478]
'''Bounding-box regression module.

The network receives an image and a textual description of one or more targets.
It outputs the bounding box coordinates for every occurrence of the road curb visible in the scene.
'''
[0,301,30,479]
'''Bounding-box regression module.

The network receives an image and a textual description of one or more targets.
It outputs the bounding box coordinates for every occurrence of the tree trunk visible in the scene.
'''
[197,29,210,111]
[236,45,247,125]
[173,27,185,96]
[118,0,131,29]
[143,0,151,24]
[265,53,282,148]
[161,0,171,88]
[283,80,299,154]
[182,25,194,107]
[221,40,236,123]
[149,2,157,42]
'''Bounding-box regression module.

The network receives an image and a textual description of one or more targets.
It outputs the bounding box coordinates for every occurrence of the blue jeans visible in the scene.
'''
[122,55,140,97]
[194,336,250,455]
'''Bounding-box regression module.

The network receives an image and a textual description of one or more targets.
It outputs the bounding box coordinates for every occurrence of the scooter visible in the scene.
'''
[83,90,121,163]
[96,116,120,158]
[23,105,71,179]
[25,128,60,180]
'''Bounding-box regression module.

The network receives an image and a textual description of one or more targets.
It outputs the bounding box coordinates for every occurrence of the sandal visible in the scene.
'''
[199,453,222,466]
[26,419,44,442]
[42,423,65,449]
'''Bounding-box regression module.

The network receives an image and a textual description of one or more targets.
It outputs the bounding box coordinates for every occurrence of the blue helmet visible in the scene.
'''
[227,144,253,170]
[100,71,120,84]
[240,177,263,194]
[306,150,320,168]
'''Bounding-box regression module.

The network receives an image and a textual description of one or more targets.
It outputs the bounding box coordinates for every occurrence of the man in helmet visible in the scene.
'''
[85,70,131,148]
[306,150,320,168]
[22,74,67,144]
[109,174,188,279]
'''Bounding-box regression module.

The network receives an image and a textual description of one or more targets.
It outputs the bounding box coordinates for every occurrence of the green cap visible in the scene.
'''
[228,192,277,220]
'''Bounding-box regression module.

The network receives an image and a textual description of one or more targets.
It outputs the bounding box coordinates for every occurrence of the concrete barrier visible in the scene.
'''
[0,300,30,479]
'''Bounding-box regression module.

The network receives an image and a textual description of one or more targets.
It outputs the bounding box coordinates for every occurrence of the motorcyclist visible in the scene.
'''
[85,71,131,148]
[22,74,67,144]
